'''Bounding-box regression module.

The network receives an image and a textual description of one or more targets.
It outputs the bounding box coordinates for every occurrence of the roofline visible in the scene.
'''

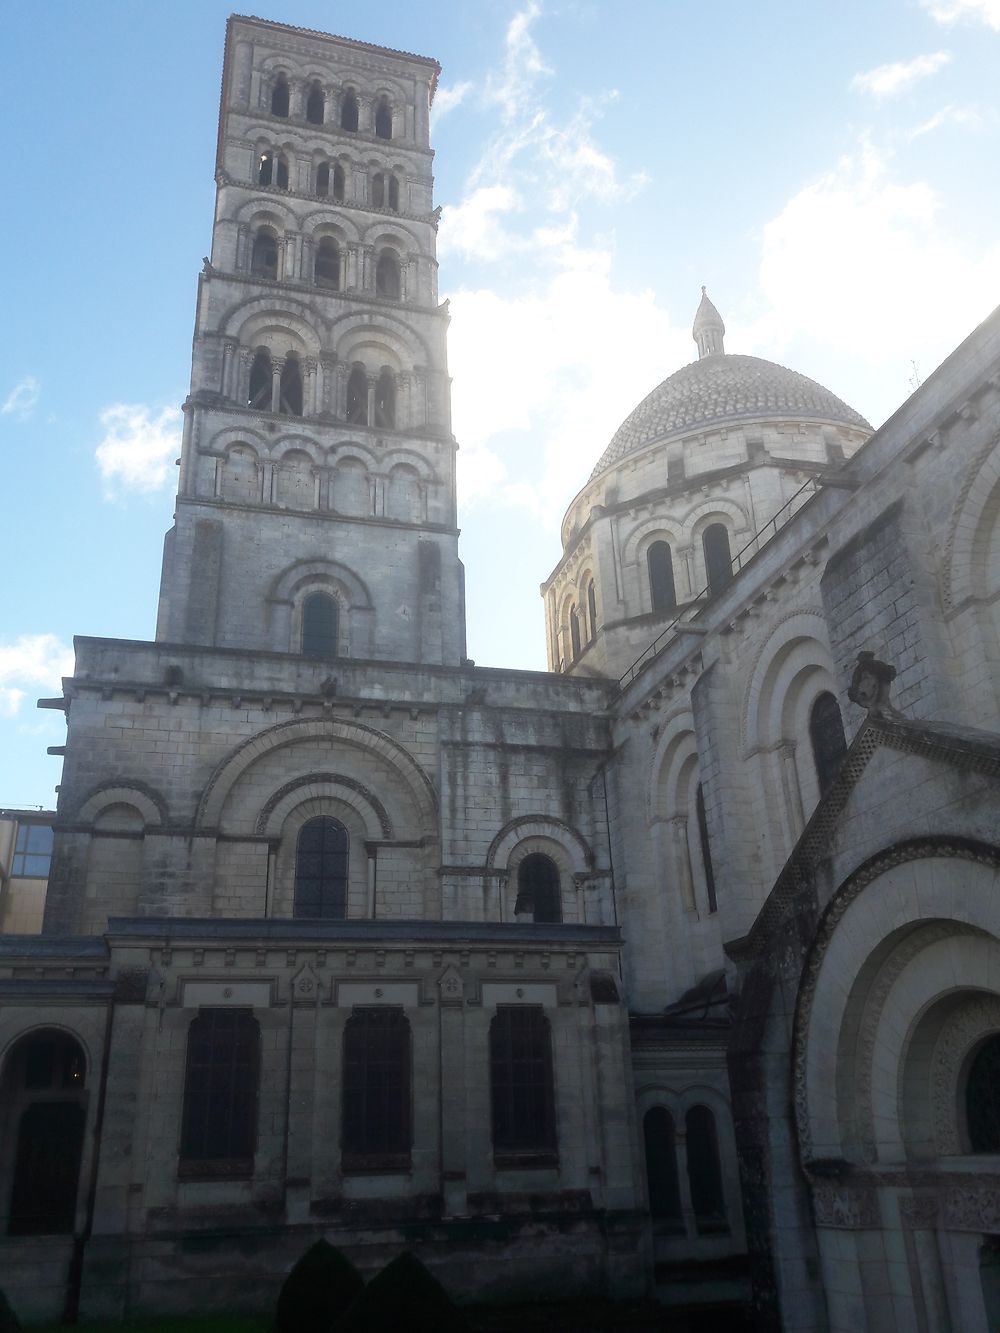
[229,14,441,84]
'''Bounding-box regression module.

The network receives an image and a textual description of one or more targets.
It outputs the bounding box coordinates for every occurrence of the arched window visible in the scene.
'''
[703,523,733,596]
[371,173,385,209]
[314,237,340,289]
[514,853,562,924]
[587,581,597,642]
[250,229,278,279]
[695,783,717,914]
[342,1008,411,1169]
[294,816,348,919]
[332,163,345,202]
[966,1034,1000,1152]
[302,591,338,659]
[306,81,324,125]
[279,355,303,416]
[374,95,392,139]
[648,541,677,614]
[258,151,274,186]
[341,89,359,131]
[270,74,289,118]
[490,1007,557,1161]
[248,349,272,411]
[3,1031,87,1235]
[315,161,330,196]
[375,251,401,300]
[685,1105,728,1234]
[374,369,395,429]
[643,1108,683,1227]
[346,366,368,425]
[180,1009,260,1176]
[220,445,259,503]
[569,606,582,661]
[809,691,847,794]
[388,174,400,211]
[275,154,289,189]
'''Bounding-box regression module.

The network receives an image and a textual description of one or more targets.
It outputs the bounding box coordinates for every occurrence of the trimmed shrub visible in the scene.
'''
[274,1239,364,1333]
[0,1290,18,1333]
[340,1251,472,1332]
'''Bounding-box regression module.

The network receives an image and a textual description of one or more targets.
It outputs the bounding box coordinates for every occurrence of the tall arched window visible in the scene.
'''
[587,580,598,642]
[315,161,330,196]
[371,173,385,209]
[643,1108,683,1228]
[340,89,359,131]
[703,523,733,596]
[257,151,274,186]
[274,153,289,189]
[306,81,324,125]
[294,816,348,919]
[695,783,717,914]
[374,95,392,139]
[809,691,847,794]
[388,175,400,211]
[374,369,396,429]
[569,607,582,661]
[270,74,289,117]
[490,1007,557,1162]
[685,1105,728,1234]
[314,237,340,290]
[180,1009,260,1177]
[342,1008,411,1169]
[346,366,368,425]
[302,591,338,660]
[279,355,303,416]
[247,349,272,411]
[966,1034,1000,1152]
[514,853,562,923]
[376,251,401,299]
[250,229,278,279]
[648,541,677,614]
[4,1031,87,1235]
[332,163,345,202]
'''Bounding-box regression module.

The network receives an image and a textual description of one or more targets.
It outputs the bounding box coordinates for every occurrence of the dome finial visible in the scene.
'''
[692,287,725,359]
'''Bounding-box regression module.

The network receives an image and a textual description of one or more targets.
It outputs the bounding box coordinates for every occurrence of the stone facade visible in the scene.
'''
[1,14,999,1330]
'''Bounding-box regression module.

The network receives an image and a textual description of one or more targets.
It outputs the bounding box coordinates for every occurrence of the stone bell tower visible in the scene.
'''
[155,15,464,666]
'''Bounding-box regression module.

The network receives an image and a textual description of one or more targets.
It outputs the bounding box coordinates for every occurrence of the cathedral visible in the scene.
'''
[2,15,999,1331]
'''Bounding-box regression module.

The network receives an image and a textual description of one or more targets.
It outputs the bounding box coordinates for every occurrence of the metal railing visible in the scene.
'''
[616,476,823,693]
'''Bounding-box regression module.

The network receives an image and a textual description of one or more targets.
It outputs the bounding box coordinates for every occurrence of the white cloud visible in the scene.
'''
[921,0,1000,29]
[908,102,983,137]
[0,634,74,717]
[851,51,951,99]
[94,403,182,498]
[486,1,551,120]
[440,184,525,261]
[431,80,473,126]
[1,376,40,420]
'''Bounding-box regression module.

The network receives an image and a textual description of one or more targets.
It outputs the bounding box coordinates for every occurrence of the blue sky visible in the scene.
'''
[2,0,998,808]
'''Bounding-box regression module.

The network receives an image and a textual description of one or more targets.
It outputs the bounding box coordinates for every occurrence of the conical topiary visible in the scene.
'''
[339,1250,473,1332]
[0,1289,19,1333]
[274,1238,364,1333]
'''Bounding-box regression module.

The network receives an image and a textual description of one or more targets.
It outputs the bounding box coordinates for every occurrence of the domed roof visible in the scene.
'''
[589,352,872,482]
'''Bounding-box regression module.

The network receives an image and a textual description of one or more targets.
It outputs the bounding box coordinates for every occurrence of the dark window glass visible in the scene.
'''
[967,1034,1000,1152]
[696,783,717,914]
[388,175,399,211]
[346,367,368,425]
[810,691,847,794]
[570,607,582,660]
[294,816,348,919]
[342,1008,411,1168]
[270,75,289,118]
[12,823,53,878]
[250,230,278,279]
[643,1107,683,1226]
[306,82,324,125]
[686,1105,728,1234]
[23,1033,85,1090]
[248,350,272,411]
[302,592,338,660]
[703,523,732,596]
[376,252,400,300]
[374,370,395,429]
[314,238,339,289]
[275,154,289,190]
[333,164,345,202]
[9,1102,85,1235]
[371,173,385,209]
[490,1006,557,1160]
[341,90,359,131]
[316,162,330,197]
[179,1009,259,1175]
[514,853,562,924]
[648,541,677,614]
[279,357,303,416]
[587,581,597,642]
[374,96,392,139]
[258,152,273,187]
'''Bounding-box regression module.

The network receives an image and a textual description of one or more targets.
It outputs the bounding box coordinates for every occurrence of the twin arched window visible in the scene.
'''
[371,172,400,211]
[258,151,289,189]
[302,591,338,660]
[642,1104,728,1235]
[514,853,562,923]
[246,350,302,416]
[648,541,677,614]
[294,816,348,919]
[315,161,345,201]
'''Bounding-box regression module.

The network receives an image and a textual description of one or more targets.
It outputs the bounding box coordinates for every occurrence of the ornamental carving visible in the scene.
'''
[942,1183,1000,1233]
[811,1183,880,1230]
[929,995,1000,1155]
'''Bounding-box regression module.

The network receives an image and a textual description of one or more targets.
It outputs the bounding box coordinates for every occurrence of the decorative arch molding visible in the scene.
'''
[328,440,380,470]
[650,707,699,817]
[195,716,438,831]
[221,295,324,352]
[379,446,438,482]
[267,557,373,610]
[366,220,421,251]
[254,772,392,838]
[71,782,167,828]
[740,610,835,751]
[927,992,1000,1155]
[942,432,1000,611]
[329,309,429,364]
[234,196,299,229]
[0,1022,94,1085]
[791,836,1000,1165]
[620,517,686,570]
[203,424,269,456]
[688,501,750,543]
[300,207,362,243]
[486,815,594,875]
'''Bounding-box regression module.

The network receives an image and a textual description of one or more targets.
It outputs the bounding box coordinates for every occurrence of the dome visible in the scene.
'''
[589,352,872,483]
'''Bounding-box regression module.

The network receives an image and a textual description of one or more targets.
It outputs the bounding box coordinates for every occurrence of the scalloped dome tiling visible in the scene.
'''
[589,353,871,482]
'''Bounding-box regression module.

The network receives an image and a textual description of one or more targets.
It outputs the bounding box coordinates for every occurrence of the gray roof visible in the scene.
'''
[589,353,871,482]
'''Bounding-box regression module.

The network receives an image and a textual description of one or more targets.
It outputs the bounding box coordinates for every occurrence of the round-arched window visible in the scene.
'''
[514,853,562,924]
[967,1033,1000,1152]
